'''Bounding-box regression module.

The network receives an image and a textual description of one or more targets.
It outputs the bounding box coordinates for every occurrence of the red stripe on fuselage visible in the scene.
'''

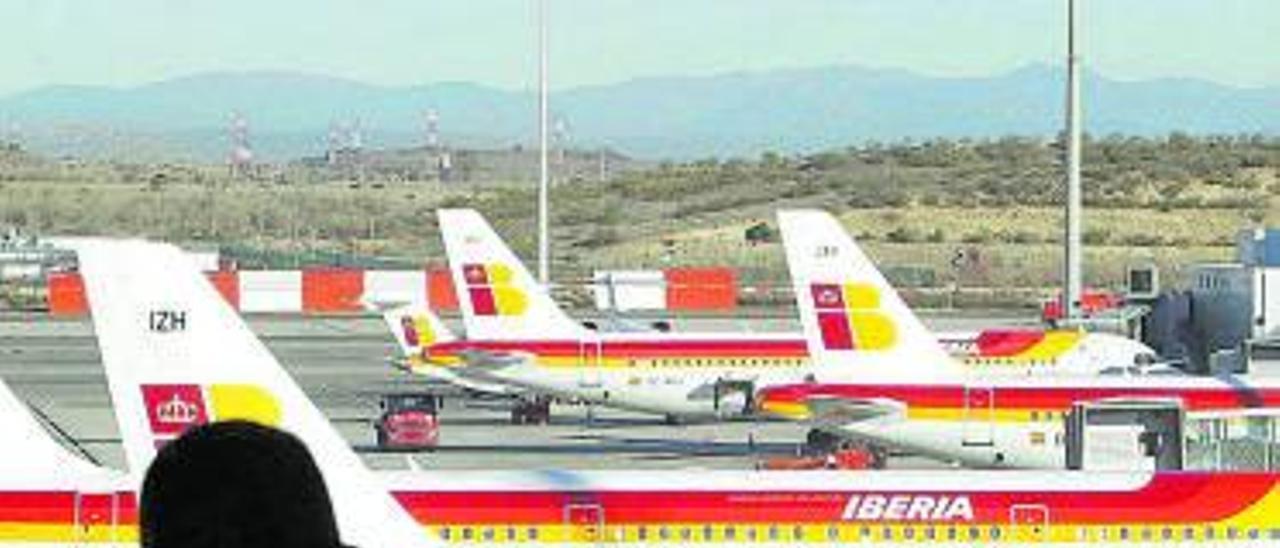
[0,476,1270,531]
[761,383,1280,412]
[0,492,138,525]
[392,473,1277,525]
[429,339,809,360]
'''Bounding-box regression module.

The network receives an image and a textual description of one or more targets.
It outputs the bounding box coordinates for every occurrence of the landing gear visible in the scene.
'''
[805,428,841,453]
[663,414,682,426]
[511,396,552,425]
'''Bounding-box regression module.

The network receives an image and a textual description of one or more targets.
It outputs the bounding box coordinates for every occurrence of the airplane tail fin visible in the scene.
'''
[375,300,457,358]
[76,240,431,548]
[437,209,587,340]
[777,210,960,382]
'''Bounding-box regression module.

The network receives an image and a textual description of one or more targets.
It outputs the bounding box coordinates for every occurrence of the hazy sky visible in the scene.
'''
[1,0,1275,96]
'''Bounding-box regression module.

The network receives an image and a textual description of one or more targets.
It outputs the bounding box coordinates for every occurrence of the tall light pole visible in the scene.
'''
[1063,0,1083,321]
[536,0,551,284]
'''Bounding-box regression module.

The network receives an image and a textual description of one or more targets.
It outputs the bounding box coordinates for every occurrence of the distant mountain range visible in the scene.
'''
[0,65,1275,162]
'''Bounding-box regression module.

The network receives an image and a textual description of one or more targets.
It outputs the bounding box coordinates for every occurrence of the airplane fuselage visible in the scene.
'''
[6,470,1280,546]
[426,336,809,418]
[422,331,1159,419]
[761,375,1280,469]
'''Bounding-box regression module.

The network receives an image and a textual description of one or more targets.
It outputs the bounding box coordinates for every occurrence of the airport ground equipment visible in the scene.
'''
[376,393,441,450]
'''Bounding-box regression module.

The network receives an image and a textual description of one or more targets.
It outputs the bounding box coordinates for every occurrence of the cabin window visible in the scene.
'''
[1227,527,1239,539]
[1248,528,1260,540]
[882,526,894,540]
[793,525,804,540]
[946,526,957,540]
[482,527,494,541]
[1182,527,1195,540]
[924,526,936,540]
[903,526,915,540]
[724,526,736,540]
[1267,528,1280,540]
[658,526,670,540]
[746,527,758,541]
[703,525,713,540]
[461,528,473,541]
[968,526,981,540]
[680,526,692,540]
[439,528,451,540]
[1118,527,1129,540]
[990,526,1001,540]
[1160,527,1172,540]
[767,525,780,541]
[860,525,872,539]
[1205,526,1216,539]
[827,526,839,540]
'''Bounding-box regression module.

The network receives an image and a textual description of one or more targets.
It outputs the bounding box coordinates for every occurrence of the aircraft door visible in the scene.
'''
[578,337,605,399]
[1010,504,1050,542]
[713,379,755,417]
[74,491,118,545]
[962,385,996,448]
[1065,401,1184,471]
[564,501,609,544]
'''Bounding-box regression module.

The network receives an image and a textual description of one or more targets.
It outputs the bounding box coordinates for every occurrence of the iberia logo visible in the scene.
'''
[810,282,897,350]
[141,384,283,449]
[462,263,528,316]
[400,314,433,348]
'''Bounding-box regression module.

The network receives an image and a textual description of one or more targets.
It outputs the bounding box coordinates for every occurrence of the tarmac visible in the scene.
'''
[0,312,1030,473]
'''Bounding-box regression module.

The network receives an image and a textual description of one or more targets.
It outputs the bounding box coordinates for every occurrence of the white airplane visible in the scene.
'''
[74,239,435,548]
[376,300,521,397]
[757,210,1280,469]
[435,208,808,420]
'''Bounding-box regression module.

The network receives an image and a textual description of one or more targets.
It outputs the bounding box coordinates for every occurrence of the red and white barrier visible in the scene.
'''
[592,268,739,312]
[363,270,427,309]
[47,265,738,316]
[592,271,666,311]
[238,271,303,313]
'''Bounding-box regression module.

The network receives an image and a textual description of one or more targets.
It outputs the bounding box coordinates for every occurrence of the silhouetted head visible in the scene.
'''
[141,420,345,548]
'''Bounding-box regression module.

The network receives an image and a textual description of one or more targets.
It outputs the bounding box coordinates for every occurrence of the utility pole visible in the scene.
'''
[1063,0,1084,321]
[536,0,551,284]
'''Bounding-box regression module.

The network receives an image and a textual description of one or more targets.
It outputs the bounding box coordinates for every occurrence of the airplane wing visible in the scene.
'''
[456,348,529,370]
[803,395,906,425]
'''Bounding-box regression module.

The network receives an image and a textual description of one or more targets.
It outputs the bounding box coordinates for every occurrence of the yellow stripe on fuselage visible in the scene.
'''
[762,402,1066,424]
[0,522,137,543]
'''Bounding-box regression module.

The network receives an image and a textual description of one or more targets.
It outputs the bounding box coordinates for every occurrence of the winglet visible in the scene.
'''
[437,209,587,340]
[76,240,433,548]
[777,210,960,382]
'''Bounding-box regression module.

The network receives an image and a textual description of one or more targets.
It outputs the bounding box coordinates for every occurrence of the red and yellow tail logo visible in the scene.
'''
[810,282,896,351]
[141,384,282,449]
[400,315,433,348]
[463,263,528,316]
